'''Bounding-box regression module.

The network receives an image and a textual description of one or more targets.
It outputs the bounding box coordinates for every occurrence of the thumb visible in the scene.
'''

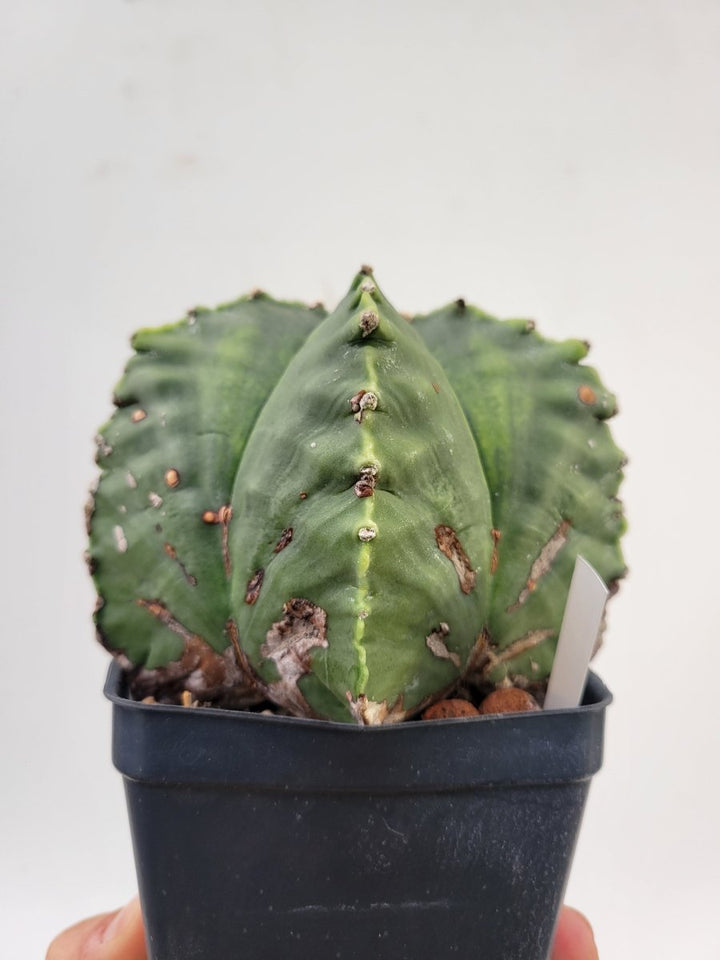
[551,906,599,960]
[46,898,147,960]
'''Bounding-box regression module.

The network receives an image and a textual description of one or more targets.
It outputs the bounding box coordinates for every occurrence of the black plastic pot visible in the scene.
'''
[105,662,611,960]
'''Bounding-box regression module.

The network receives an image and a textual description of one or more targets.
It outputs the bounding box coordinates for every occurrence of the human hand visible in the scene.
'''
[47,899,598,959]
[551,906,599,960]
[46,899,146,960]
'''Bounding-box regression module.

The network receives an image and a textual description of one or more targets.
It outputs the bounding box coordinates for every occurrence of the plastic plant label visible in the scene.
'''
[544,556,609,710]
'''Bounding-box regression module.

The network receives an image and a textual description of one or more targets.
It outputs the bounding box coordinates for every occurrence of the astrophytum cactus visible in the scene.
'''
[87,269,625,724]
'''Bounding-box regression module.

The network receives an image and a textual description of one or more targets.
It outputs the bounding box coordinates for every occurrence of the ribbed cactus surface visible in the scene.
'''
[88,270,625,723]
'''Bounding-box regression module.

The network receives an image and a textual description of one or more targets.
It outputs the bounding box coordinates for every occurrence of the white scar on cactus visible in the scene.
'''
[507,520,571,613]
[261,599,329,717]
[426,623,460,668]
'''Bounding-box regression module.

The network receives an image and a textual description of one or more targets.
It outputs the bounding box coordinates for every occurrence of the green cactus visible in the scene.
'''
[88,269,625,723]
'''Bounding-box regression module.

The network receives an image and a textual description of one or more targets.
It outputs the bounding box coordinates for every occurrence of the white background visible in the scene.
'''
[2,1,719,957]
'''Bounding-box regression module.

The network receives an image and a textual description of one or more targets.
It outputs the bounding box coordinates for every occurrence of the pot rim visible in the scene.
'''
[105,662,611,792]
[104,661,611,730]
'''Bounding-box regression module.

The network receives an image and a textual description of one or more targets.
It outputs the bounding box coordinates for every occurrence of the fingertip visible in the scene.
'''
[551,905,599,960]
[97,898,144,946]
[46,899,147,960]
[46,912,114,960]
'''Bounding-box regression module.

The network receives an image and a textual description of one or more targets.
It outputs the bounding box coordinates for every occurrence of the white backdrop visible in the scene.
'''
[2,2,719,957]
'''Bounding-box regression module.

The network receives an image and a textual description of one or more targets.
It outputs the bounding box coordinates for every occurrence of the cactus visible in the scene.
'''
[88,269,625,723]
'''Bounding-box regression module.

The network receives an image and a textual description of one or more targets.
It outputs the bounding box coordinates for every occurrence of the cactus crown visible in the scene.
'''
[88,270,625,723]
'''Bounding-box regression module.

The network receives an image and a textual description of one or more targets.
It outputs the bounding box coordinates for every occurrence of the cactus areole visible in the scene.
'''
[88,269,625,724]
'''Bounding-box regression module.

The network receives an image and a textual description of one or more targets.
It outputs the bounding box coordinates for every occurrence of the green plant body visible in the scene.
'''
[88,269,625,723]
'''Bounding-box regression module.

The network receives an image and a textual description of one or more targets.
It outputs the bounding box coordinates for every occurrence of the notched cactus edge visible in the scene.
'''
[88,269,626,724]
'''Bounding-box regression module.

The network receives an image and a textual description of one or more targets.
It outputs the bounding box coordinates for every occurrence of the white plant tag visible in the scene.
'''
[544,556,609,710]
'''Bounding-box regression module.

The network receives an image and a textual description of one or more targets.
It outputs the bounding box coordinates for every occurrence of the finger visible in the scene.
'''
[551,905,599,960]
[46,898,147,960]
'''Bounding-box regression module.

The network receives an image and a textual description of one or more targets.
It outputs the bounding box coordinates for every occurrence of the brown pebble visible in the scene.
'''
[478,688,540,715]
[422,699,480,721]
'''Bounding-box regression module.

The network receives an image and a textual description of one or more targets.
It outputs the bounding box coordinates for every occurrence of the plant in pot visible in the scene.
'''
[87,267,625,960]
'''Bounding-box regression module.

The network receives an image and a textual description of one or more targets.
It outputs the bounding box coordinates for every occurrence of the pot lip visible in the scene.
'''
[104,660,612,731]
[106,662,611,788]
